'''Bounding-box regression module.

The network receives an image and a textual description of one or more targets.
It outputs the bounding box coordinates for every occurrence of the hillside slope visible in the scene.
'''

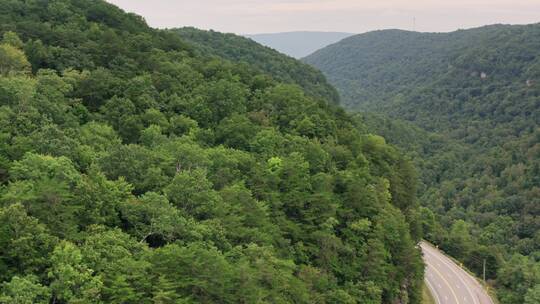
[306,24,540,304]
[0,1,423,303]
[246,31,353,58]
[305,24,540,115]
[173,27,340,104]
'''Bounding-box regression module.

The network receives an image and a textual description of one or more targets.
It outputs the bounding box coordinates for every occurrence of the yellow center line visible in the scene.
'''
[426,261,461,304]
[424,247,479,304]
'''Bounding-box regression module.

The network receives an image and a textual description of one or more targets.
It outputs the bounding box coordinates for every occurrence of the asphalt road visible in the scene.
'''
[421,242,494,304]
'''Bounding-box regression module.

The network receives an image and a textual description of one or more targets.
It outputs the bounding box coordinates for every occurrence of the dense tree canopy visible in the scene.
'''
[0,1,423,303]
[173,27,340,105]
[306,24,540,303]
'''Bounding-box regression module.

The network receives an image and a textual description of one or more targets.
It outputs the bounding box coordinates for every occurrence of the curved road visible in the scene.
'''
[421,242,494,304]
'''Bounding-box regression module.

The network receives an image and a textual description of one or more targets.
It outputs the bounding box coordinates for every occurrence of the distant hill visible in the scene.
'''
[305,24,540,304]
[173,27,340,104]
[246,31,354,58]
[304,25,540,114]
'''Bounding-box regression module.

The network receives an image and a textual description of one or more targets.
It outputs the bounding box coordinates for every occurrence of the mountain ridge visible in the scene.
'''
[305,22,540,304]
[173,27,341,104]
[304,23,540,113]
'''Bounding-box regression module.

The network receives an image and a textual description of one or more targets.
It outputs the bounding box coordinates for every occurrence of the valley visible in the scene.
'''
[305,24,540,304]
[0,1,537,303]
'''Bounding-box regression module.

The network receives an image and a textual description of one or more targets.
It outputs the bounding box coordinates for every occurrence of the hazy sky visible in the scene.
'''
[106,0,540,34]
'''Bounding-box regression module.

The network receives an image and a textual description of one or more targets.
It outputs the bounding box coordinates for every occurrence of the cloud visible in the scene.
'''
[106,0,540,34]
[264,0,540,13]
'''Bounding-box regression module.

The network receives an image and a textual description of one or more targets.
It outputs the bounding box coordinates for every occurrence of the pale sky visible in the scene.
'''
[106,0,540,34]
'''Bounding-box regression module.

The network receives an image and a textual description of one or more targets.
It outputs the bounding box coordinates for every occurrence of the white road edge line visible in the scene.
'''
[458,261,495,304]
[423,245,481,304]
[426,263,461,304]
[425,278,442,304]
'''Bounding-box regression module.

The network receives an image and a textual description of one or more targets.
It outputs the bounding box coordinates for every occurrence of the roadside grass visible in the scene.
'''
[423,282,436,304]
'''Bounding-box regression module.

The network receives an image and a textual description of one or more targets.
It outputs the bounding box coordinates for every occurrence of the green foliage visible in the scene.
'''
[0,32,29,75]
[164,169,223,219]
[0,275,50,304]
[80,227,151,303]
[2,31,24,48]
[0,44,30,76]
[525,284,540,304]
[310,25,540,303]
[48,241,103,303]
[496,254,540,304]
[120,192,193,245]
[0,204,57,282]
[0,1,424,303]
[174,27,340,104]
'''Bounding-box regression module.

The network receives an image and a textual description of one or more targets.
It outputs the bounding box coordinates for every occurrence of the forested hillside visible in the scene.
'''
[306,24,540,304]
[172,27,340,104]
[0,1,423,303]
